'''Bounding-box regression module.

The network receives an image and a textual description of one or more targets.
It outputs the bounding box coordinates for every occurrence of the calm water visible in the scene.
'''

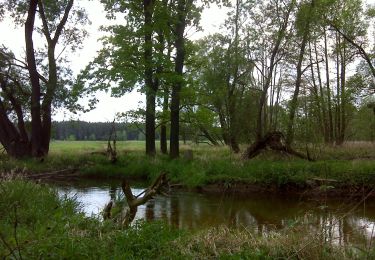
[52,179,375,248]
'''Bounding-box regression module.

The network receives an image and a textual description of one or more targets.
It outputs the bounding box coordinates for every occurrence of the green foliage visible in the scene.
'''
[0,0,90,109]
[3,141,375,190]
[0,179,183,258]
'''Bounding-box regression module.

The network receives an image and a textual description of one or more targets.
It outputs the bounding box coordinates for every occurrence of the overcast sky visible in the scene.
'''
[0,0,227,122]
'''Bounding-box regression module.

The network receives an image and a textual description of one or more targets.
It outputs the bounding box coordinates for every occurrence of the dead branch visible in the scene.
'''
[104,173,168,227]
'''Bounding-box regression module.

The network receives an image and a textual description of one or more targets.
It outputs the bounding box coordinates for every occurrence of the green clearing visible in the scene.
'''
[1,141,375,189]
[1,179,372,259]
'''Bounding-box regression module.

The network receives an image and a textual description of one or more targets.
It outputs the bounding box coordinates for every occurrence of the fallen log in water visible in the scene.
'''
[103,173,168,227]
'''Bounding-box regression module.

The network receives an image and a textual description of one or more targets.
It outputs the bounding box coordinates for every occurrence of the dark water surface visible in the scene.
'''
[52,179,375,248]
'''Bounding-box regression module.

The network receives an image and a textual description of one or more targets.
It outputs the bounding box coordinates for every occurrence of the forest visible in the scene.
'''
[0,0,375,259]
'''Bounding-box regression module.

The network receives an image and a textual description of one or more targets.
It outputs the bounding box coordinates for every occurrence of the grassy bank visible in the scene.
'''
[1,141,375,192]
[0,179,373,259]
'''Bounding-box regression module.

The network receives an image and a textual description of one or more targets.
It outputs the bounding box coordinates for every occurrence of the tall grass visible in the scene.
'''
[1,141,375,189]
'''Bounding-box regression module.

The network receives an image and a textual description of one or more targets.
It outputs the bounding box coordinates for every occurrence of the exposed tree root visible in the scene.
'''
[242,131,314,161]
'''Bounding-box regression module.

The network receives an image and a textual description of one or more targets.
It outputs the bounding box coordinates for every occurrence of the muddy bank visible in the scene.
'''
[2,170,374,199]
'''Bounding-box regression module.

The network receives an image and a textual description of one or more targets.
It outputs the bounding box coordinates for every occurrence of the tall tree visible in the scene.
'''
[169,0,211,158]
[286,0,315,147]
[82,0,175,157]
[0,0,88,158]
[254,0,295,141]
[169,0,192,158]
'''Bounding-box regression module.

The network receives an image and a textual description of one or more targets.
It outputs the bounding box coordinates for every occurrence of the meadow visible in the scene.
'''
[1,140,375,193]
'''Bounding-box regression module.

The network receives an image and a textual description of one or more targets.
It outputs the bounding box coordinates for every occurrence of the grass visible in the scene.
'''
[1,141,375,190]
[1,179,373,259]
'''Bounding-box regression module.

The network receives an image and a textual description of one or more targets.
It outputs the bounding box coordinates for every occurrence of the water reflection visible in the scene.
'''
[53,179,375,248]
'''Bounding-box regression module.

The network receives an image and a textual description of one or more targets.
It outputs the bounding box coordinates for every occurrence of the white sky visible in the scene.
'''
[0,0,227,122]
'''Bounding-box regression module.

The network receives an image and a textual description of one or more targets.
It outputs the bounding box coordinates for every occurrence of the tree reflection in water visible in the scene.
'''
[55,180,375,248]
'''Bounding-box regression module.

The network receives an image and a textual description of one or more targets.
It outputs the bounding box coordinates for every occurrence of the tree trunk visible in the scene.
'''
[313,40,329,143]
[324,27,334,143]
[170,0,190,159]
[144,0,156,156]
[309,43,323,140]
[25,0,44,157]
[286,0,313,147]
[160,88,168,154]
[218,108,229,145]
[228,93,240,153]
[41,45,57,155]
[146,89,156,156]
[338,40,346,145]
[157,18,168,155]
[335,32,341,144]
[0,100,31,158]
[256,3,293,141]
[18,0,74,158]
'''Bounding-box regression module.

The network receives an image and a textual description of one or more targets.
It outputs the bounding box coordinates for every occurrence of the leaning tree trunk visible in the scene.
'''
[0,101,31,158]
[0,60,31,157]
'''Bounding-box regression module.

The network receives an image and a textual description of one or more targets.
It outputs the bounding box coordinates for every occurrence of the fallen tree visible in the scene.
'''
[103,173,168,227]
[242,131,313,161]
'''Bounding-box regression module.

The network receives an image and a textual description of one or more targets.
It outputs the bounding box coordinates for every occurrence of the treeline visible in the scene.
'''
[52,121,147,141]
[52,101,374,143]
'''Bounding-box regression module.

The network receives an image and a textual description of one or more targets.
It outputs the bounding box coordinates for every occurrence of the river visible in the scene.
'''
[52,178,375,248]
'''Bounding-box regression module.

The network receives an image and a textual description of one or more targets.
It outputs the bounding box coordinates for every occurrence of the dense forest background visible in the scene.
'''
[52,121,145,141]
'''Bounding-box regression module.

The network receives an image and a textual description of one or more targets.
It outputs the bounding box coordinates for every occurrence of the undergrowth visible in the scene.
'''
[1,141,375,189]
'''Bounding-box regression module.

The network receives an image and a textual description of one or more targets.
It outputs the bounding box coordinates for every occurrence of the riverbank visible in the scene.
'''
[0,179,373,259]
[1,141,375,197]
